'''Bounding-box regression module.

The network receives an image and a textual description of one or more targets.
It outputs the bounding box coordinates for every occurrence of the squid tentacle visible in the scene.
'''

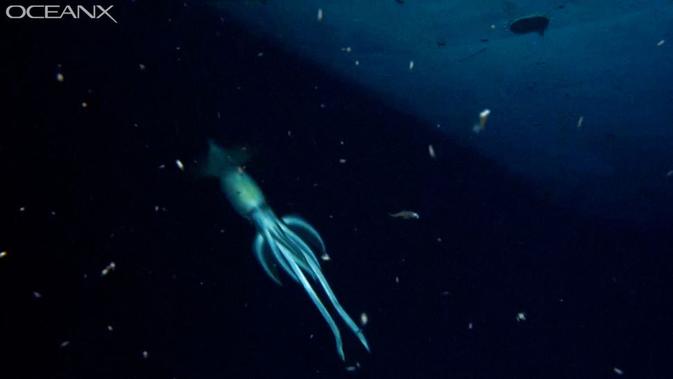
[263,228,346,361]
[253,233,283,285]
[277,219,371,353]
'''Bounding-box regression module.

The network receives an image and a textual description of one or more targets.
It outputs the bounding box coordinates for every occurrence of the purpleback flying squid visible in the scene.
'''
[201,140,370,360]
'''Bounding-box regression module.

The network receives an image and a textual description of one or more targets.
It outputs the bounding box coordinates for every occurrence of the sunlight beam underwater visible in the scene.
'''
[201,140,370,360]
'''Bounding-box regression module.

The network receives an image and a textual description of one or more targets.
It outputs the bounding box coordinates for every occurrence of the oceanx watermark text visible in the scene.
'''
[5,5,118,23]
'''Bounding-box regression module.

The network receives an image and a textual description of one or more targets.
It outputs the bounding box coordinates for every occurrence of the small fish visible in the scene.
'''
[389,210,420,220]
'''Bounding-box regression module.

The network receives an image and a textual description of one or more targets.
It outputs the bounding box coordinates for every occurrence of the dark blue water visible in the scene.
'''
[2,2,672,378]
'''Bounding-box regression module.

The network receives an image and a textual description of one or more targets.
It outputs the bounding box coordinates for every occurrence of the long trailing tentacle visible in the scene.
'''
[282,215,327,255]
[253,233,284,285]
[262,228,346,361]
[279,221,370,352]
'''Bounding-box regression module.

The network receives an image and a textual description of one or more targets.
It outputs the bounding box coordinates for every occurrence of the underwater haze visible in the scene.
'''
[1,1,672,379]
[216,0,673,222]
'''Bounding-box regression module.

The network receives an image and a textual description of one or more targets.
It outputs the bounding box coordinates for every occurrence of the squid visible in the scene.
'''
[202,140,370,360]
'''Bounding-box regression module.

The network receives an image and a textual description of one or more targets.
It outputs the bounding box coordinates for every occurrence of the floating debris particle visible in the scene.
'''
[256,51,264,57]
[33,291,42,299]
[19,206,26,212]
[409,60,414,70]
[338,158,347,164]
[345,366,357,372]
[56,72,64,82]
[515,312,527,322]
[101,262,116,277]
[341,46,352,53]
[81,101,88,108]
[107,325,114,332]
[509,14,550,35]
[389,210,420,220]
[666,170,673,177]
[468,322,474,330]
[577,115,584,129]
[360,312,368,326]
[320,253,331,261]
[0,251,7,258]
[59,340,70,348]
[138,63,146,71]
[354,60,360,66]
[142,350,149,359]
[657,39,665,47]
[613,367,624,375]
[428,144,436,158]
[395,276,400,283]
[158,164,166,169]
[317,8,323,22]
[175,159,184,171]
[473,108,491,134]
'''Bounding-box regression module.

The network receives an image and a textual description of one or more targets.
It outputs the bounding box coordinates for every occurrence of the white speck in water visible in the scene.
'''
[320,253,331,261]
[56,72,64,82]
[138,63,146,71]
[360,312,368,326]
[339,158,347,164]
[516,312,527,322]
[142,350,149,359]
[317,8,323,22]
[33,291,42,299]
[60,340,70,348]
[577,116,584,129]
[428,144,436,158]
[468,322,474,330]
[101,262,116,277]
[613,367,624,375]
[175,159,184,171]
[0,251,7,258]
[354,60,360,66]
[409,60,414,70]
[657,39,665,47]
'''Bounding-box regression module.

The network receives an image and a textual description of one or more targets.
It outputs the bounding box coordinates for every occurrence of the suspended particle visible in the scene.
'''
[175,159,185,171]
[317,8,323,22]
[473,108,490,134]
[101,262,116,277]
[360,312,368,326]
[56,72,64,82]
[409,60,415,70]
[428,144,436,158]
